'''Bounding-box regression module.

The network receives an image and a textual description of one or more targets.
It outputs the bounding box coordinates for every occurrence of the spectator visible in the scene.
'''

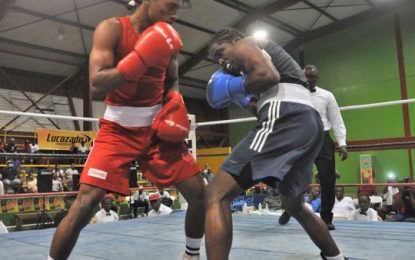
[105,193,121,216]
[262,188,282,210]
[357,177,377,197]
[202,162,214,183]
[26,173,38,193]
[29,139,39,164]
[78,140,89,155]
[131,185,149,217]
[23,139,31,153]
[2,159,21,193]
[69,141,78,154]
[65,163,79,191]
[348,195,378,221]
[305,187,321,213]
[94,197,119,224]
[52,173,64,192]
[378,175,400,220]
[148,193,173,217]
[5,137,18,153]
[393,186,415,222]
[0,178,4,195]
[157,188,173,208]
[30,139,39,153]
[332,186,355,218]
[0,138,5,153]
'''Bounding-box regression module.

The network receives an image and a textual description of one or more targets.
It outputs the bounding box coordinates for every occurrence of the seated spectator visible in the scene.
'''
[332,186,355,218]
[5,137,18,153]
[94,197,119,223]
[357,177,377,197]
[0,137,5,153]
[54,195,76,227]
[348,195,378,221]
[53,164,68,190]
[64,163,79,191]
[78,140,89,155]
[157,188,173,208]
[393,186,415,222]
[202,162,214,184]
[305,187,321,213]
[2,159,22,193]
[69,141,78,154]
[22,139,31,153]
[131,186,149,217]
[105,193,121,215]
[26,173,38,193]
[29,139,39,164]
[0,178,4,195]
[378,176,400,220]
[51,173,64,192]
[148,193,173,217]
[263,188,282,210]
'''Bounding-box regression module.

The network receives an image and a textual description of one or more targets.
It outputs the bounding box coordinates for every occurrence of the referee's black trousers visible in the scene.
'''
[315,131,336,224]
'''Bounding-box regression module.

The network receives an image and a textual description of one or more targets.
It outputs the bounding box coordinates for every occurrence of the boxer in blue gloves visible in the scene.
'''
[204,28,347,260]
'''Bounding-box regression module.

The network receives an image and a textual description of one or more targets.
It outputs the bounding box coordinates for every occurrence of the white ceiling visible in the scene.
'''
[0,0,408,99]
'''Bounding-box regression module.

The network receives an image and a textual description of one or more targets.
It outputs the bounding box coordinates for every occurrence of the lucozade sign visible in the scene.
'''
[37,128,96,150]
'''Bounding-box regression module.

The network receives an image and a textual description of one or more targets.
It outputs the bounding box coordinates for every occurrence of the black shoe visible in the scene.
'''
[278,211,291,225]
[320,252,349,259]
[326,222,336,230]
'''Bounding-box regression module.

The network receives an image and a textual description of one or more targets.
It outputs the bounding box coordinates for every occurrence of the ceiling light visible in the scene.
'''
[252,29,268,40]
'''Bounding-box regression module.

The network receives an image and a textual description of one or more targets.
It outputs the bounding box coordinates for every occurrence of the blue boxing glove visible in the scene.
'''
[207,69,255,109]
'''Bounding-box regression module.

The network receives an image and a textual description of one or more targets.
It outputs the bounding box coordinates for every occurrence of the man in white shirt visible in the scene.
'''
[148,193,172,217]
[332,186,355,218]
[131,186,149,217]
[65,163,79,190]
[94,196,119,223]
[348,195,378,221]
[279,65,348,231]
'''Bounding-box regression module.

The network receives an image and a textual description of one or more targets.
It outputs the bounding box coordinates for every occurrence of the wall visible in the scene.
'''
[229,5,415,187]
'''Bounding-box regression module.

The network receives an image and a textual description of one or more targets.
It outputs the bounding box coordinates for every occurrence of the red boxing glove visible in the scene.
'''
[151,90,190,143]
[117,22,183,81]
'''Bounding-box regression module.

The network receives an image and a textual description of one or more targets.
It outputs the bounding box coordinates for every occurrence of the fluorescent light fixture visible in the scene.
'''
[252,29,268,40]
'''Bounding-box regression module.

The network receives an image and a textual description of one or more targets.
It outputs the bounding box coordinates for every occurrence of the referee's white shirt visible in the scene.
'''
[348,208,378,221]
[310,86,347,147]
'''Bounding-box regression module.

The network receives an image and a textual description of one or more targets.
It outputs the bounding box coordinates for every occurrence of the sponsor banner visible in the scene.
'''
[0,196,66,213]
[360,154,374,184]
[37,128,96,151]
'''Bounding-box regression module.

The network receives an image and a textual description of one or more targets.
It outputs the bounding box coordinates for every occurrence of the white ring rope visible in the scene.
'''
[196,98,415,127]
[0,110,98,122]
[0,98,414,127]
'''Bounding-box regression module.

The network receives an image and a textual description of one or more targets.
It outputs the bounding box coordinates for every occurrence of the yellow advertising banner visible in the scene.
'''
[37,128,96,151]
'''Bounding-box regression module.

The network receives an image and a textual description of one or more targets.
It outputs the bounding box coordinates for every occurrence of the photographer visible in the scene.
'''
[393,186,415,222]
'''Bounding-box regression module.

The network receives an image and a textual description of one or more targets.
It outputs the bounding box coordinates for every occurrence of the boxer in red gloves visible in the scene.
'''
[48,1,205,260]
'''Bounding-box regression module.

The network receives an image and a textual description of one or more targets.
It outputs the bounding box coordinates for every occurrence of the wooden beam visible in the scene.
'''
[179,0,303,75]
[0,68,61,129]
[303,0,338,22]
[284,0,412,51]
[65,88,80,131]
[0,0,16,22]
[1,64,88,130]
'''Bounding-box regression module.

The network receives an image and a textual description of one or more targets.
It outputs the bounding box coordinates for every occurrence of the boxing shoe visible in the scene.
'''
[182,252,199,260]
[320,252,349,260]
[278,211,291,225]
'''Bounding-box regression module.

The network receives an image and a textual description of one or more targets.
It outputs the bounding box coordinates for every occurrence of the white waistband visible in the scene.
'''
[257,83,315,111]
[103,104,162,127]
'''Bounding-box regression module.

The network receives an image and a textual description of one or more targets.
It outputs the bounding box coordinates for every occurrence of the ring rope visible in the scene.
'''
[196,98,415,127]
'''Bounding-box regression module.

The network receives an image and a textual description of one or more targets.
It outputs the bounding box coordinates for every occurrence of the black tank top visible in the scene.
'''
[264,40,308,88]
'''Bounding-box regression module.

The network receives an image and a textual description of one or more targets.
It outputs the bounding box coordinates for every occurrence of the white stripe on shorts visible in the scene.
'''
[249,100,280,152]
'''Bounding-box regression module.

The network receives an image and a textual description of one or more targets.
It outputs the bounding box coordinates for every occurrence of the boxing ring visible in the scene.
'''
[0,211,415,260]
[1,98,415,260]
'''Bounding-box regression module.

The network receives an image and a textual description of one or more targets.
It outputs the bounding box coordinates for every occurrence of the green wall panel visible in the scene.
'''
[302,14,403,140]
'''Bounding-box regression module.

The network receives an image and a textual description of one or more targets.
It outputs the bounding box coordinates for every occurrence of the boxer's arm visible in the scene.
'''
[89,18,125,99]
[233,38,279,94]
[164,54,179,96]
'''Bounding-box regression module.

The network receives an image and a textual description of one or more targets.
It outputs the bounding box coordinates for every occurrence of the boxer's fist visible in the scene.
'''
[117,22,182,81]
[151,90,189,143]
[206,69,254,109]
